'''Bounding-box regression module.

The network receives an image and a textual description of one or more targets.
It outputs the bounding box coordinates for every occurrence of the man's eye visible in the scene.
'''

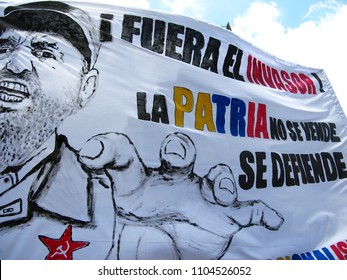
[0,46,12,59]
[41,51,56,59]
[32,49,56,60]
[0,47,8,54]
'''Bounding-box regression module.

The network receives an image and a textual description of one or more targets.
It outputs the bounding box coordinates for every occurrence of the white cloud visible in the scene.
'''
[111,0,150,8]
[70,0,151,9]
[162,0,205,19]
[233,2,285,41]
[1,0,151,8]
[232,2,347,113]
[304,0,342,18]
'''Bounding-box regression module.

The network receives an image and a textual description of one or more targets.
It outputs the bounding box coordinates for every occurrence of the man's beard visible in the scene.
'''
[0,90,78,172]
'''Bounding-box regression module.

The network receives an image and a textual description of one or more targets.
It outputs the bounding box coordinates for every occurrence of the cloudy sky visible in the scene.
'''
[92,0,345,114]
[3,0,347,113]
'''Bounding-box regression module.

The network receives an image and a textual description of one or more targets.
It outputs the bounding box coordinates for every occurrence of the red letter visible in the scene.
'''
[300,73,316,94]
[252,58,266,86]
[247,55,254,83]
[291,73,306,94]
[262,64,276,89]
[331,244,346,260]
[255,103,269,139]
[281,70,298,93]
[272,69,286,91]
[247,102,255,138]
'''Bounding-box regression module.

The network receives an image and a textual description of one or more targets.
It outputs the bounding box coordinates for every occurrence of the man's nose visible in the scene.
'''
[5,47,34,74]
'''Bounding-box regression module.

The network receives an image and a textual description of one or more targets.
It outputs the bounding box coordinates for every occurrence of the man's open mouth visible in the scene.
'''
[0,81,30,103]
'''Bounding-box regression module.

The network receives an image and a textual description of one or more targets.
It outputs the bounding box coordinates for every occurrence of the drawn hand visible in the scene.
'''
[78,132,284,259]
[78,132,147,195]
[201,164,284,231]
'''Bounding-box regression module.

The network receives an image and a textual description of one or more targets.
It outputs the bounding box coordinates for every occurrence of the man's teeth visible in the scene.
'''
[0,81,29,95]
[0,92,24,102]
[0,81,30,103]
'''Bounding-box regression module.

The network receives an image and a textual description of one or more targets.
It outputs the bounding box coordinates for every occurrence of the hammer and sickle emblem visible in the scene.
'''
[51,241,70,258]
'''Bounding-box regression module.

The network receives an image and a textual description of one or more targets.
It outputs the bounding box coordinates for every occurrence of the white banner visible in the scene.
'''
[0,0,347,260]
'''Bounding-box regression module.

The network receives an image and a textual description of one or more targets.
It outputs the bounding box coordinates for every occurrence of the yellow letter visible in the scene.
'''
[195,92,216,132]
[174,87,194,127]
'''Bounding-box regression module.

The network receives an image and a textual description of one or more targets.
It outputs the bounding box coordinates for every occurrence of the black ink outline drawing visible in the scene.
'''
[0,1,284,260]
[0,1,102,258]
[79,132,285,260]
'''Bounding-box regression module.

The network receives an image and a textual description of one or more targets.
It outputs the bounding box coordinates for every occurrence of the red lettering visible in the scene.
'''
[247,55,254,83]
[281,70,298,93]
[247,102,255,138]
[247,55,317,95]
[300,73,316,94]
[331,244,347,260]
[291,73,306,94]
[262,64,276,89]
[272,69,286,91]
[252,57,266,86]
[255,103,269,139]
[337,241,347,257]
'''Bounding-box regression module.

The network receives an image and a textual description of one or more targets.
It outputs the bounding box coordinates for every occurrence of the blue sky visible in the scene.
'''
[146,0,346,28]
[148,0,323,28]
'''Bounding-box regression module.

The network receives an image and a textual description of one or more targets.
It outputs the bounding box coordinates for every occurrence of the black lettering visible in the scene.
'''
[223,44,244,81]
[282,154,295,186]
[141,17,166,54]
[293,122,304,141]
[256,152,267,188]
[308,122,317,140]
[289,154,300,185]
[321,152,337,181]
[100,14,114,42]
[287,121,297,141]
[311,72,325,93]
[296,154,308,184]
[314,122,324,141]
[201,37,220,73]
[271,152,284,187]
[301,154,315,183]
[239,151,255,190]
[300,122,311,141]
[165,23,184,61]
[234,48,244,81]
[309,153,325,183]
[329,123,341,142]
[270,118,287,140]
[300,122,340,142]
[321,123,330,141]
[182,28,205,66]
[136,92,150,121]
[121,14,141,43]
[334,152,347,179]
[151,94,169,124]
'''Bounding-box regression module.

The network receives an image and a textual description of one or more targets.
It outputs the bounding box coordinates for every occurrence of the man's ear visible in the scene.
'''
[79,68,99,107]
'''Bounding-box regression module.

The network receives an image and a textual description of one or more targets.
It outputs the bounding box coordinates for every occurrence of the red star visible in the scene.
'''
[39,225,89,260]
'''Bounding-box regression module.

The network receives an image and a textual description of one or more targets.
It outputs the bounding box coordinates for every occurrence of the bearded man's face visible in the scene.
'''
[0,29,87,171]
